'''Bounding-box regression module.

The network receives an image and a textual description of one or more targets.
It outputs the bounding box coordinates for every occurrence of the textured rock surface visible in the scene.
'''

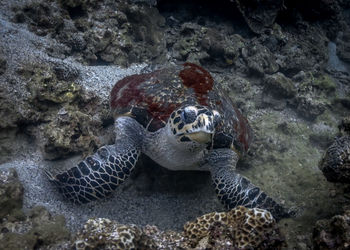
[73,218,178,249]
[0,168,23,219]
[319,136,350,183]
[73,207,284,250]
[13,0,166,66]
[264,72,296,98]
[184,206,285,249]
[313,210,350,250]
[235,0,284,34]
[0,206,70,250]
[319,117,350,183]
[337,29,350,63]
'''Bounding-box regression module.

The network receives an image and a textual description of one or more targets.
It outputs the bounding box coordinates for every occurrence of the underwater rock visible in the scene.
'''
[279,27,328,76]
[80,1,165,66]
[0,130,18,164]
[319,117,350,183]
[235,0,284,34]
[339,116,350,135]
[171,22,208,63]
[292,73,336,120]
[0,206,70,250]
[73,218,185,249]
[319,135,350,183]
[52,62,80,82]
[313,210,350,249]
[242,40,279,76]
[38,108,100,160]
[184,206,285,249]
[0,168,23,219]
[297,95,326,120]
[17,64,107,160]
[12,0,166,66]
[0,91,23,129]
[337,29,350,63]
[202,30,246,66]
[73,207,284,249]
[24,65,82,106]
[0,55,6,75]
[264,72,296,98]
[309,122,338,149]
[12,1,64,36]
[260,71,296,110]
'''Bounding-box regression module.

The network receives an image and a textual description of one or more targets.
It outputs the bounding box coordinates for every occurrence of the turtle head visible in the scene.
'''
[168,105,221,148]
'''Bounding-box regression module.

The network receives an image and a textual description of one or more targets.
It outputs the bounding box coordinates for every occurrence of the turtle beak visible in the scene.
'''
[187,131,212,144]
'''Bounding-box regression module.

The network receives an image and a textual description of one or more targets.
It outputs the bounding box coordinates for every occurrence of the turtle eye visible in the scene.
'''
[213,110,221,127]
[181,108,197,124]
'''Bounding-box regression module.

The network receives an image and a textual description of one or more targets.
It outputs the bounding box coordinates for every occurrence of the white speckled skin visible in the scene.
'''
[143,105,217,171]
[143,122,208,171]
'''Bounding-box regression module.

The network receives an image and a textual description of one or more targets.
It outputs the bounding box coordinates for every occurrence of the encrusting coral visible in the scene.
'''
[73,206,285,249]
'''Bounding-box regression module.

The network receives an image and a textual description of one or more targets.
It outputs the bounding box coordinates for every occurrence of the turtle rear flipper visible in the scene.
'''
[206,148,291,221]
[45,117,144,204]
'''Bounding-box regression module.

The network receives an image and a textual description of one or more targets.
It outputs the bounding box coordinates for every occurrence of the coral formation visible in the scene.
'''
[16,64,107,159]
[74,218,157,249]
[184,206,284,249]
[73,207,285,250]
[0,206,70,249]
[13,0,166,66]
[263,72,297,98]
[319,117,350,183]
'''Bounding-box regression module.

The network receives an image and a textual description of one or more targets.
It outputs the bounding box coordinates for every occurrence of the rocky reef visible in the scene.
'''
[319,117,350,183]
[0,170,283,249]
[12,0,166,67]
[0,169,23,220]
[313,209,350,249]
[313,117,350,249]
[184,206,285,249]
[0,0,350,249]
[0,168,70,249]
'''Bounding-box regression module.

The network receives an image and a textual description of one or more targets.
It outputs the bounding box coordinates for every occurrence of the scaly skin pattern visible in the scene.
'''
[46,117,143,204]
[206,148,290,221]
[319,135,350,183]
[46,145,140,204]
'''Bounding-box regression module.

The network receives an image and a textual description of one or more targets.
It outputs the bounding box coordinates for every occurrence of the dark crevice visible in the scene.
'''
[276,0,340,25]
[67,5,86,19]
[101,117,114,128]
[157,0,254,38]
[88,55,112,66]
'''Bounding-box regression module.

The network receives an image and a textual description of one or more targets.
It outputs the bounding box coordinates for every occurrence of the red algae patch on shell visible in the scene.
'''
[179,62,214,106]
[110,71,159,111]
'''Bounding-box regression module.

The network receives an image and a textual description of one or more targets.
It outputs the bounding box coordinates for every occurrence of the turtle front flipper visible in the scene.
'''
[45,117,144,204]
[205,148,291,221]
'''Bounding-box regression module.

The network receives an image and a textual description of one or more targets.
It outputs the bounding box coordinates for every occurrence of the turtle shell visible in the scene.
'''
[110,63,253,155]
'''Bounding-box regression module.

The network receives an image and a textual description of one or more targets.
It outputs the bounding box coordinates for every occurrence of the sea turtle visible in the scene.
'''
[46,62,291,220]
